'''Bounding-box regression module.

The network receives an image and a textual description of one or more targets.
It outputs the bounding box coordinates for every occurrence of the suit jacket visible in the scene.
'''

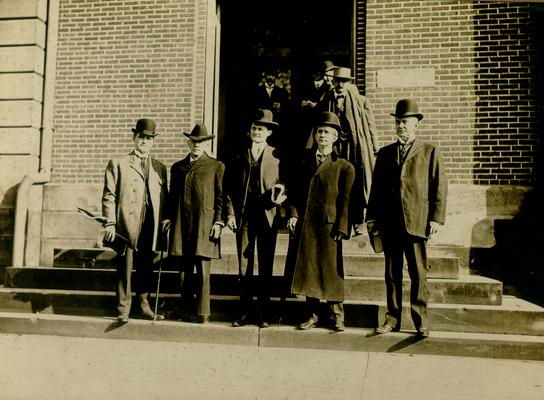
[102,151,168,251]
[225,144,282,228]
[286,150,355,301]
[255,85,291,118]
[166,152,225,258]
[366,139,447,238]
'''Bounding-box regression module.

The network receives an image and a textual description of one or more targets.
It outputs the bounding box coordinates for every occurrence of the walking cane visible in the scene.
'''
[153,231,168,324]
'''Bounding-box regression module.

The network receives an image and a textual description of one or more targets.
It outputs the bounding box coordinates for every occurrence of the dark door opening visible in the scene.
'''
[217,0,352,158]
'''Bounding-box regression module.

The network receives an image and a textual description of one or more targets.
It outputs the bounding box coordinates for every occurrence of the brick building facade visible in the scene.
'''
[0,0,542,275]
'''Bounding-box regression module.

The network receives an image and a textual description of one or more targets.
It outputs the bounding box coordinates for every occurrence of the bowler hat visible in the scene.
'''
[319,60,336,74]
[333,67,354,80]
[314,111,342,133]
[390,98,424,120]
[131,118,157,136]
[184,123,215,141]
[253,109,279,127]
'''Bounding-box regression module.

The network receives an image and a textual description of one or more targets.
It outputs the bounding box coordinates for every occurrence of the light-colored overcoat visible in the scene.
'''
[286,150,355,301]
[366,139,447,238]
[167,153,225,259]
[102,151,168,251]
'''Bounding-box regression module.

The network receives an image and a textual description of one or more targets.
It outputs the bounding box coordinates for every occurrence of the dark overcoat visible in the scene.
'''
[366,139,447,238]
[286,150,355,301]
[102,151,168,251]
[225,144,282,228]
[167,153,225,258]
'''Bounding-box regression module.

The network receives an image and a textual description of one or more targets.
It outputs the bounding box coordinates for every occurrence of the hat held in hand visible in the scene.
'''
[184,123,215,141]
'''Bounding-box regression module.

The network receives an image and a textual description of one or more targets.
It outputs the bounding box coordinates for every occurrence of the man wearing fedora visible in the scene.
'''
[285,111,355,332]
[102,118,168,323]
[225,109,287,328]
[318,66,378,235]
[163,123,225,323]
[366,99,447,337]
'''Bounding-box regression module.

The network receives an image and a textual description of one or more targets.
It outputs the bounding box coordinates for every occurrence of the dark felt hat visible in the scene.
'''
[184,123,215,141]
[314,111,342,132]
[252,109,279,127]
[131,118,157,136]
[390,98,424,120]
[318,60,336,74]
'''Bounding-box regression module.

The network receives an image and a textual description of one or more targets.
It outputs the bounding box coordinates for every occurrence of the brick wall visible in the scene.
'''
[365,0,541,185]
[52,0,208,184]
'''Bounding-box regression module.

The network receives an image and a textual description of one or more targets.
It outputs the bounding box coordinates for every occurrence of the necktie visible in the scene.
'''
[399,142,411,162]
[317,153,326,166]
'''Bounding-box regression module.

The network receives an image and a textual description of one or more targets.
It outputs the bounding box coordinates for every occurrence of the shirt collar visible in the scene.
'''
[133,149,148,159]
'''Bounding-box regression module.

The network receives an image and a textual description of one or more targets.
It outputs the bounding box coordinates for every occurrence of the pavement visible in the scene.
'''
[1,333,543,400]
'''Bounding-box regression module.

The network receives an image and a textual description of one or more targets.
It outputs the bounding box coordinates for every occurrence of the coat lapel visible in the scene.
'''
[403,139,424,164]
[128,151,145,179]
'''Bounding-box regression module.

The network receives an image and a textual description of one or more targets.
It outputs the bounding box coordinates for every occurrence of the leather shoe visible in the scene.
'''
[192,315,210,324]
[232,314,250,327]
[375,323,396,334]
[117,316,129,323]
[298,316,318,330]
[333,321,345,332]
[416,327,430,338]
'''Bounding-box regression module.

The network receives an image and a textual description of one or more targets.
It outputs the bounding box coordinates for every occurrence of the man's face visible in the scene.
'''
[395,116,419,142]
[249,123,272,144]
[324,72,334,86]
[314,125,338,148]
[188,139,209,157]
[133,133,155,155]
[264,72,276,86]
[334,78,350,95]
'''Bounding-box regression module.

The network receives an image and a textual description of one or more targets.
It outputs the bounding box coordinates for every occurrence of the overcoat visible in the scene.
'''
[319,84,378,206]
[286,150,355,301]
[225,144,282,228]
[102,151,167,251]
[167,153,225,258]
[366,139,447,238]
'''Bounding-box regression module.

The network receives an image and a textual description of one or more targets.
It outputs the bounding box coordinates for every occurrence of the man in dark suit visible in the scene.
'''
[285,111,355,332]
[225,109,287,328]
[102,118,168,323]
[366,99,447,337]
[163,123,225,324]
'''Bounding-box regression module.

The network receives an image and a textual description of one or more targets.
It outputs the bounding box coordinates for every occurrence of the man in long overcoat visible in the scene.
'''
[318,67,378,234]
[286,111,355,332]
[366,99,447,337]
[164,123,225,323]
[225,109,286,328]
[102,118,168,323]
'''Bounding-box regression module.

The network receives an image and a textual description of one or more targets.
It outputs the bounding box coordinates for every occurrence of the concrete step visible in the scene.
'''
[4,267,498,304]
[52,244,461,279]
[0,311,543,361]
[0,287,539,336]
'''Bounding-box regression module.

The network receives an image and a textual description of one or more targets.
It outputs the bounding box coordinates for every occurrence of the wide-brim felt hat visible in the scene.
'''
[253,109,279,127]
[131,118,158,136]
[333,67,354,80]
[390,98,424,120]
[314,111,342,133]
[184,123,215,141]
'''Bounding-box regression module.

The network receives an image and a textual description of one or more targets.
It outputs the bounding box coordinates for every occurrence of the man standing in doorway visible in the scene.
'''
[366,99,447,337]
[225,109,286,328]
[102,118,168,323]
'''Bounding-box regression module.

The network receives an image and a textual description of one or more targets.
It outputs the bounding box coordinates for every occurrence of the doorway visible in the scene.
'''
[217,0,353,158]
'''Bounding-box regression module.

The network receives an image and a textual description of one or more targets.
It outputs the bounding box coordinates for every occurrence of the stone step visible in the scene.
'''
[4,267,498,304]
[0,287,537,336]
[0,311,543,361]
[52,248,460,278]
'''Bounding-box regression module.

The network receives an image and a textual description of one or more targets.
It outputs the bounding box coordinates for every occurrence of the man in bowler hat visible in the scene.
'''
[225,109,287,328]
[285,111,355,332]
[163,123,225,323]
[366,99,447,337]
[102,118,168,323]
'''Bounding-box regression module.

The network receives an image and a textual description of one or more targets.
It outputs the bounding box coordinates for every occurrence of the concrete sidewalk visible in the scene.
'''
[0,333,543,400]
